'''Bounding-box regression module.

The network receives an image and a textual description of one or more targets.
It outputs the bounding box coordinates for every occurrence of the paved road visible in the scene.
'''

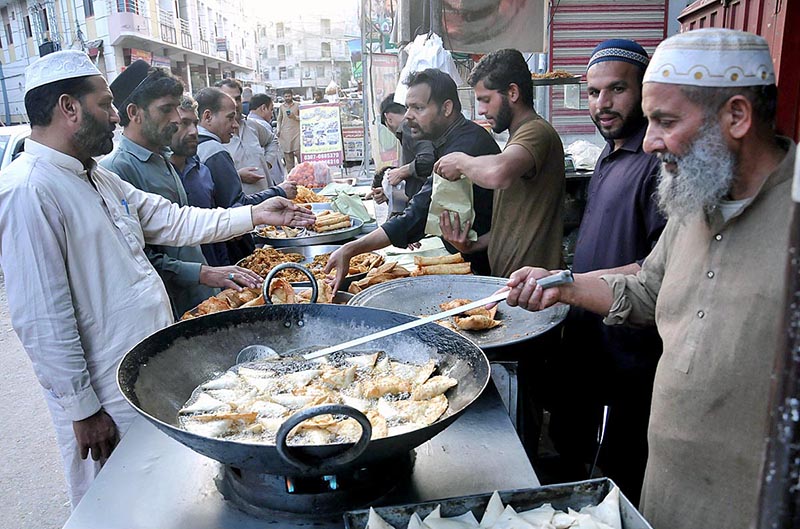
[0,272,70,529]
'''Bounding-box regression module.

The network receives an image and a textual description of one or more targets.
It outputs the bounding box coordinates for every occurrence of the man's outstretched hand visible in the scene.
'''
[252,197,316,227]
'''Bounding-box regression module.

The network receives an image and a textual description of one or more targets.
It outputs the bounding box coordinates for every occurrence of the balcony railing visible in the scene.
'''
[179,18,192,49]
[160,22,176,43]
[158,9,176,44]
[200,39,209,54]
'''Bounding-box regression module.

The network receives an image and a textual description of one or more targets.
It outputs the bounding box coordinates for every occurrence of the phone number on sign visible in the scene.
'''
[302,152,343,164]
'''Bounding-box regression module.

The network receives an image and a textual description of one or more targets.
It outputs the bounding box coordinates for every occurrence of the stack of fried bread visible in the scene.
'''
[439,298,502,331]
[293,185,328,204]
[411,253,471,276]
[313,210,351,233]
[348,262,412,294]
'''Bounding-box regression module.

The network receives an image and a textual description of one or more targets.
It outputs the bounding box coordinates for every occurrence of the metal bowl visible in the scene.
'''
[117,304,491,476]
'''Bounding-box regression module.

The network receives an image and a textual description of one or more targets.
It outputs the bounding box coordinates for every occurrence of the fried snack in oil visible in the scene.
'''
[178,351,458,445]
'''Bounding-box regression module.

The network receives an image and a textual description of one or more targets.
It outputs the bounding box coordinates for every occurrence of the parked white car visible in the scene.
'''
[0,124,30,170]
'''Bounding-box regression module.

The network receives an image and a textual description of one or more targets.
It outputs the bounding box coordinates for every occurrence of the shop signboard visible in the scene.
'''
[151,55,171,69]
[342,126,364,162]
[130,48,152,63]
[299,103,343,165]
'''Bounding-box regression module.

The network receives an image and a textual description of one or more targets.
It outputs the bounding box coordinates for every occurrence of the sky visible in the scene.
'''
[246,0,360,18]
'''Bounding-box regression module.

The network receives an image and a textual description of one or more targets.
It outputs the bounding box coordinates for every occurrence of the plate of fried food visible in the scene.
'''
[410,253,472,276]
[347,261,413,294]
[292,185,329,205]
[253,211,364,247]
[236,246,384,290]
[179,280,353,321]
[349,274,569,350]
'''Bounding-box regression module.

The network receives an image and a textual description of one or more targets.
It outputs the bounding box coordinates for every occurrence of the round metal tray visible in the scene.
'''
[348,275,569,350]
[253,216,363,247]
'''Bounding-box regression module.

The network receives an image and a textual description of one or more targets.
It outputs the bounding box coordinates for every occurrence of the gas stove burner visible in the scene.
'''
[216,452,415,517]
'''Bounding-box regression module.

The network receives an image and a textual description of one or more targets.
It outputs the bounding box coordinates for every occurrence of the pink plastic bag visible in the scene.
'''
[287,161,332,188]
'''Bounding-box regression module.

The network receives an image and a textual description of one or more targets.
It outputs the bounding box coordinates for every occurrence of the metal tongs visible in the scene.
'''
[237,269,574,364]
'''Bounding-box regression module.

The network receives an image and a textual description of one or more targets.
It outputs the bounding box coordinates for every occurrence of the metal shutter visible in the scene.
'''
[549,0,667,136]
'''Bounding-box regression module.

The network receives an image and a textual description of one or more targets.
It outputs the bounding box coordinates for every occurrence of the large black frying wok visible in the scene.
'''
[117,304,490,477]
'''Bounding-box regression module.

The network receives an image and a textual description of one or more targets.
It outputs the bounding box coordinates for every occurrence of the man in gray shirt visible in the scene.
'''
[100,61,261,317]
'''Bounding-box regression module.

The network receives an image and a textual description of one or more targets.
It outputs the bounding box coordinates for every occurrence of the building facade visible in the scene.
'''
[0,0,259,124]
[257,7,357,99]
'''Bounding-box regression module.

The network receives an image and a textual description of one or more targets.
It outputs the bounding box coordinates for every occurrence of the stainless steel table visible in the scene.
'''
[63,382,539,529]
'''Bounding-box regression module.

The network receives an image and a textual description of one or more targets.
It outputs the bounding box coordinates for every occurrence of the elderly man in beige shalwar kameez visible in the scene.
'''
[503,29,794,529]
[0,51,314,509]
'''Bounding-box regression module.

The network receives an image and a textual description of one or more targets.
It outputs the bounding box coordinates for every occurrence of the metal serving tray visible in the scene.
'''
[348,275,568,350]
[253,216,363,247]
[343,478,653,529]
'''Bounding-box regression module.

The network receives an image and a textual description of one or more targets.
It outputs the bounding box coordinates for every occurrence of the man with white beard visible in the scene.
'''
[502,29,795,529]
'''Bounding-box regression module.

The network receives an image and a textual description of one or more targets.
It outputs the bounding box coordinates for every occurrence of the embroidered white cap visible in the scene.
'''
[24,50,102,95]
[644,28,775,87]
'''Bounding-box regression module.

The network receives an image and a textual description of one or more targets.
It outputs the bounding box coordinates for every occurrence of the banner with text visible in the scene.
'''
[299,103,344,165]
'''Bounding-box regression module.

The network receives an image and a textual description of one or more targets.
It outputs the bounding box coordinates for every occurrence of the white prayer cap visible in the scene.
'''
[644,28,775,88]
[24,50,102,95]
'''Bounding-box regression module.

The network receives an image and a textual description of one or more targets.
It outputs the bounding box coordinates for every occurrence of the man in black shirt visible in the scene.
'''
[326,69,499,290]
[372,93,435,210]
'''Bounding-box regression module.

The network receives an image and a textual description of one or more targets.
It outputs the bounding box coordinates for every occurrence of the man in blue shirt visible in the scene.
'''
[169,95,230,268]
[100,61,262,317]
[545,40,666,504]
[195,87,288,264]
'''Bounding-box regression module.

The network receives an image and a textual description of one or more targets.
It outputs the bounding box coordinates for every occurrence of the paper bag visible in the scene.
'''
[331,191,372,222]
[424,174,477,241]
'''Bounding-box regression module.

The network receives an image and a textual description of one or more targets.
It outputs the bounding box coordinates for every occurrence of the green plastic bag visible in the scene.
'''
[331,191,372,222]
[424,174,477,241]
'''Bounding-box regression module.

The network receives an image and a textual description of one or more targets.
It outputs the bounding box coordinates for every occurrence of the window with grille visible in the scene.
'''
[276,22,284,38]
[115,0,138,15]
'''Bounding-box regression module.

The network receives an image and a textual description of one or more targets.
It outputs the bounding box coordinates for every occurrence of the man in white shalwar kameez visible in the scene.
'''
[0,50,315,508]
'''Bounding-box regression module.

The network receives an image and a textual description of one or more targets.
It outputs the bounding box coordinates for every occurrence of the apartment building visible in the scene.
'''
[0,0,259,124]
[257,5,358,99]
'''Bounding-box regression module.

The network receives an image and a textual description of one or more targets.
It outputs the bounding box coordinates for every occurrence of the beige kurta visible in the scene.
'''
[601,139,795,529]
[277,101,301,153]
